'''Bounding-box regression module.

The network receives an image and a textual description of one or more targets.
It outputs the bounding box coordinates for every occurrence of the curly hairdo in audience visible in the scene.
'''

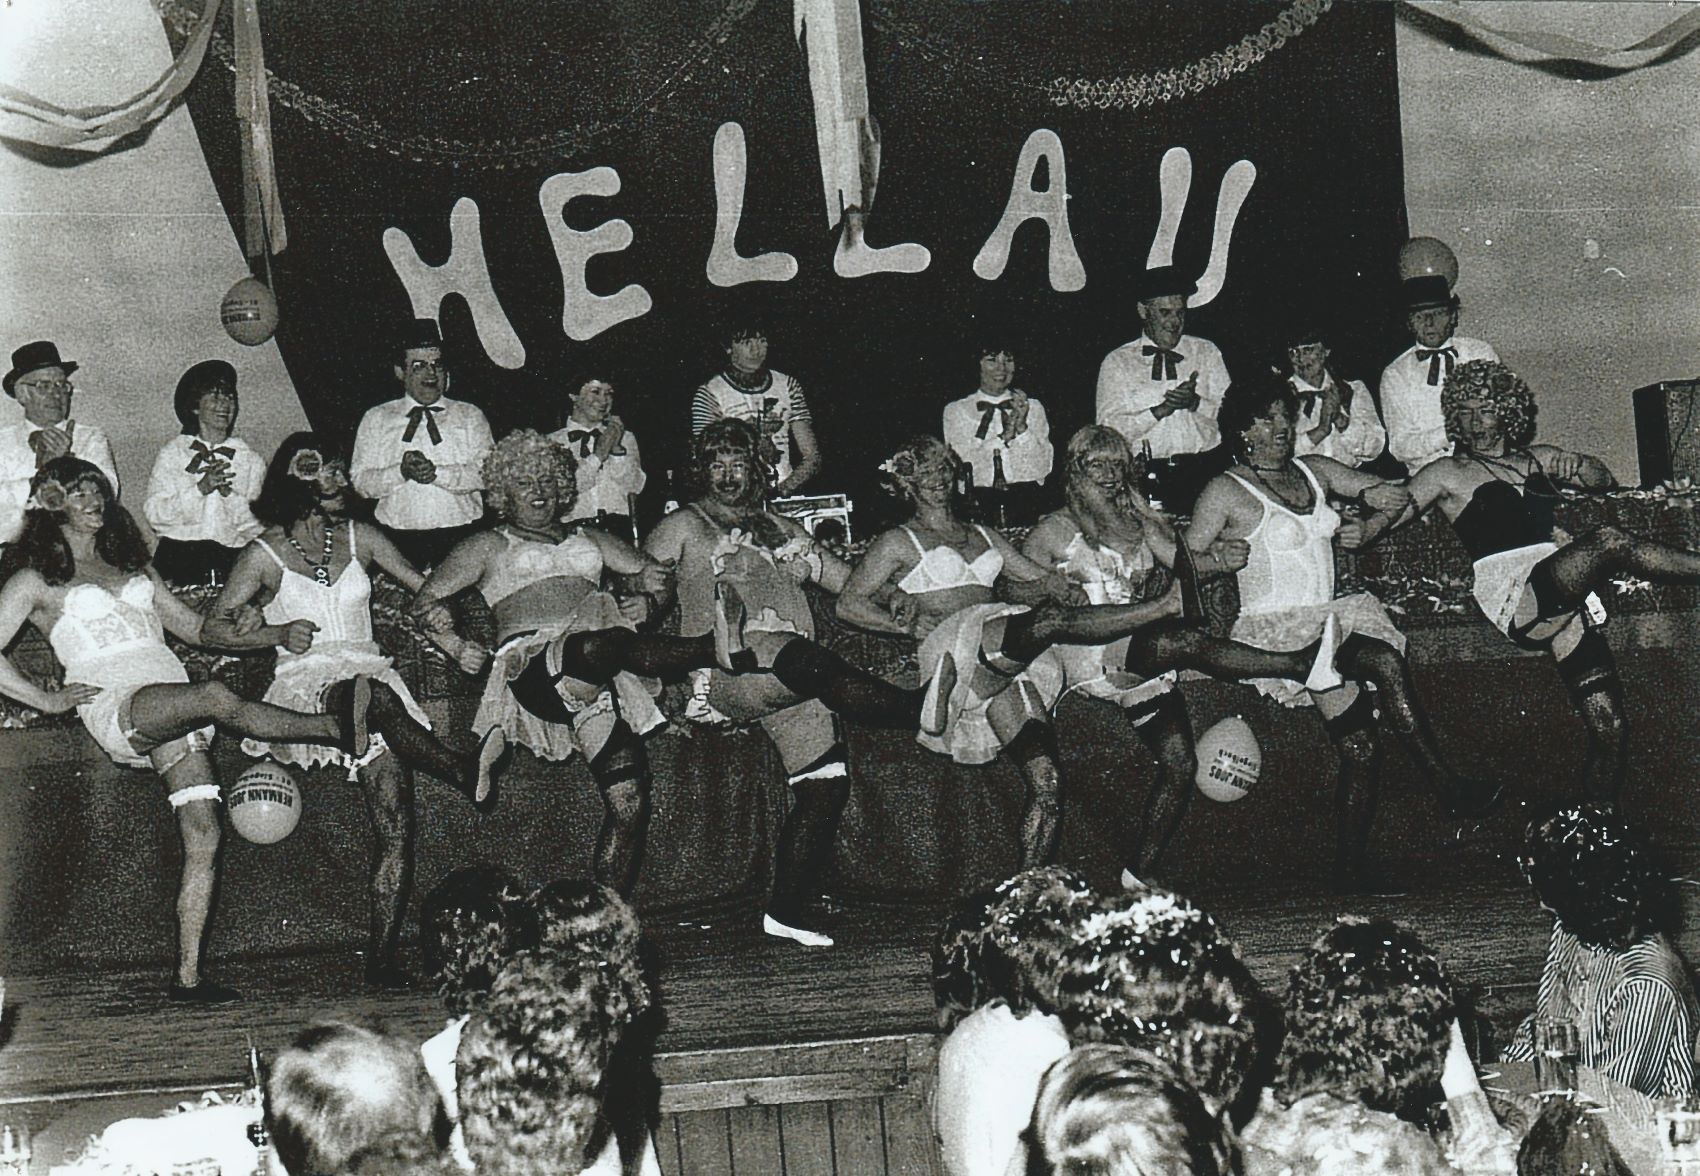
[1030,1044,1237,1176]
[879,435,959,505]
[1442,359,1536,451]
[0,457,151,588]
[481,429,578,522]
[253,432,351,527]
[688,417,774,503]
[530,877,650,1024]
[932,867,1095,1032]
[456,949,628,1176]
[266,1021,450,1176]
[1274,916,1455,1119]
[172,358,238,434]
[1052,886,1262,1113]
[1519,802,1667,951]
[421,866,534,1016]
[1217,372,1301,460]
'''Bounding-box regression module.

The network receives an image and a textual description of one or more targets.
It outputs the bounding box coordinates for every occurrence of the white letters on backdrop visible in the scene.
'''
[973,129,1085,291]
[382,197,526,368]
[537,168,654,341]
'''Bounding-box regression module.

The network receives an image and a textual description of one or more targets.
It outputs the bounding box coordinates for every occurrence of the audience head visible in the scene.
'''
[266,1021,450,1176]
[879,435,960,511]
[933,866,1094,1031]
[1252,1090,1457,1176]
[255,432,353,527]
[1441,359,1536,453]
[530,877,650,1024]
[1402,276,1461,348]
[721,318,770,375]
[1274,916,1454,1119]
[395,318,448,405]
[342,1129,467,1176]
[1219,372,1300,465]
[1053,885,1262,1116]
[972,333,1018,394]
[482,429,577,525]
[1029,1044,1238,1176]
[566,376,616,426]
[1281,320,1334,388]
[1132,266,1197,351]
[4,340,77,425]
[173,359,240,437]
[1519,802,1667,951]
[1516,1094,1634,1176]
[421,866,534,1016]
[456,949,627,1176]
[690,417,772,508]
[1,456,147,586]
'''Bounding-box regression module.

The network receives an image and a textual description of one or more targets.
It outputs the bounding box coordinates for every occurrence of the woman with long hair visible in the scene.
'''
[0,456,373,1002]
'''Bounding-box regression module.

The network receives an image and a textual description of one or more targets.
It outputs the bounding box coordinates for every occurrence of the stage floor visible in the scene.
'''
[6,647,1700,1117]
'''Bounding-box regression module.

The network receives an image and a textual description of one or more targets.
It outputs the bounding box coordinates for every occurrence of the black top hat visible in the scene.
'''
[1130,265,1199,302]
[1402,275,1457,311]
[398,318,444,353]
[5,340,78,398]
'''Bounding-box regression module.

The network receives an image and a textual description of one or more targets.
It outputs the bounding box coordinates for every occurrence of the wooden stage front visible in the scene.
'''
[7,633,1700,1173]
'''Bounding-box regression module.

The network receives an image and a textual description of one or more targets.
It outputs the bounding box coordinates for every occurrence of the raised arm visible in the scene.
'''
[0,573,98,713]
[838,531,920,636]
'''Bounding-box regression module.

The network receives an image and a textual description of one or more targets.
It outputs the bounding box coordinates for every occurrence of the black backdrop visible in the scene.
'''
[176,0,1409,526]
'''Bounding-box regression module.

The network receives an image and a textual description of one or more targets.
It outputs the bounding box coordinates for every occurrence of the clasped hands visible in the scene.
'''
[400,449,437,484]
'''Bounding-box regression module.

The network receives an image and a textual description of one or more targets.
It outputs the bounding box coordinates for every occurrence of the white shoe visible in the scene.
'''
[922,652,956,737]
[763,913,834,947]
[1120,868,1146,893]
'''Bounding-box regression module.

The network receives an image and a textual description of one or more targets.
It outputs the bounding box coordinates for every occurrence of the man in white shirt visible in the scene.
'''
[1094,266,1232,511]
[941,335,1054,526]
[1283,320,1387,469]
[549,376,646,540]
[0,340,119,544]
[351,319,494,568]
[1379,276,1500,474]
[690,320,822,495]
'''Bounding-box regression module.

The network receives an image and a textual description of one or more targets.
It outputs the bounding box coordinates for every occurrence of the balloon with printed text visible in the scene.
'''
[220,277,279,347]
[1195,715,1261,803]
[227,761,302,844]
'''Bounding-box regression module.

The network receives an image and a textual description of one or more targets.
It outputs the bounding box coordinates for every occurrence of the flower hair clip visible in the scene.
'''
[878,458,902,478]
[288,449,324,480]
[27,477,67,513]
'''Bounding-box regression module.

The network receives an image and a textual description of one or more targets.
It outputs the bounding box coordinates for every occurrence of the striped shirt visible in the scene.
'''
[690,370,811,484]
[1502,923,1700,1099]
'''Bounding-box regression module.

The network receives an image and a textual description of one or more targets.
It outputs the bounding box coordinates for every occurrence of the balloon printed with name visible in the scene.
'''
[1195,714,1261,803]
[227,760,302,844]
[1396,237,1460,290]
[220,276,279,346]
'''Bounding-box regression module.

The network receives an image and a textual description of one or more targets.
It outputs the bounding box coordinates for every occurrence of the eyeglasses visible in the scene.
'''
[17,379,72,395]
[405,360,445,374]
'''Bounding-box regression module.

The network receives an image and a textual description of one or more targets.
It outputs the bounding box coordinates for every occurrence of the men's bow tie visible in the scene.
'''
[1416,346,1457,386]
[974,400,1012,440]
[185,440,236,474]
[1142,345,1182,382]
[566,428,602,457]
[402,403,443,444]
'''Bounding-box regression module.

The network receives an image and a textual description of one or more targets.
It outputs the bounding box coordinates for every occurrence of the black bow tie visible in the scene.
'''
[185,440,236,474]
[566,428,601,457]
[1416,346,1457,386]
[402,404,443,444]
[1142,345,1182,382]
[975,400,1012,440]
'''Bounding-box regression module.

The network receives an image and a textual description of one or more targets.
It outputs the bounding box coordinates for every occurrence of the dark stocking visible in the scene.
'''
[1001,600,1184,666]
[769,639,925,730]
[770,763,852,925]
[587,721,652,897]
[1556,629,1628,802]
[1008,720,1063,868]
[1126,693,1198,877]
[1324,693,1383,889]
[1544,525,1700,600]
[358,680,476,801]
[558,628,718,685]
[1124,619,1318,683]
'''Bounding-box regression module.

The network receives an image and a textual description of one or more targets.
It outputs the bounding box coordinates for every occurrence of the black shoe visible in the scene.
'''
[364,962,413,992]
[169,979,242,1005]
[335,675,372,759]
[1442,777,1508,821]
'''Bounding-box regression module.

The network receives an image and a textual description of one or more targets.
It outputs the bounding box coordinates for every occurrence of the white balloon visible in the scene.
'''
[1195,715,1261,803]
[227,761,303,844]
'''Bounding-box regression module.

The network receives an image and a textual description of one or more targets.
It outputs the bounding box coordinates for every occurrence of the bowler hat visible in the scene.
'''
[1402,275,1457,312]
[1130,265,1198,302]
[398,318,444,353]
[5,340,78,397]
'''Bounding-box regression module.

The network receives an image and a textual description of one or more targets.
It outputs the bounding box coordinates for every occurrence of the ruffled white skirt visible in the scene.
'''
[1471,543,1559,636]
[917,602,1043,765]
[243,640,430,773]
[1230,593,1407,708]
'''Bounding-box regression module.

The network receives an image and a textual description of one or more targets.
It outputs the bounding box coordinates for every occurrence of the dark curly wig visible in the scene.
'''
[1519,803,1668,951]
[253,432,353,528]
[420,866,534,1015]
[1218,372,1301,461]
[1052,886,1263,1114]
[1442,359,1537,452]
[0,457,150,587]
[1030,1044,1237,1176]
[455,949,628,1176]
[530,877,650,1024]
[1273,916,1455,1120]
